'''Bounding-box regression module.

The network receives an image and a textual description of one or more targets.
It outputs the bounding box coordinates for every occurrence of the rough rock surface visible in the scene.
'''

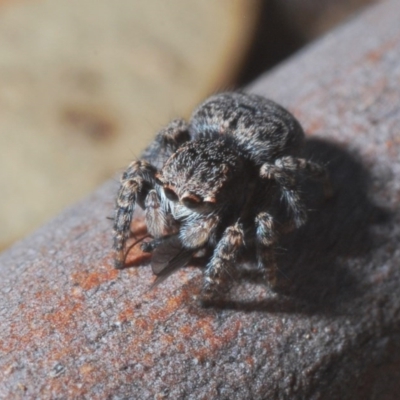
[1,1,400,398]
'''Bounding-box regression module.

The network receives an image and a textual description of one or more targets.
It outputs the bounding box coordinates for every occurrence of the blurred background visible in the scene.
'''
[0,0,377,251]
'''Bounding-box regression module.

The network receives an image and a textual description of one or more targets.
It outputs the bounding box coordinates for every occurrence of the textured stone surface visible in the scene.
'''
[1,0,400,398]
[238,0,379,84]
[278,0,378,40]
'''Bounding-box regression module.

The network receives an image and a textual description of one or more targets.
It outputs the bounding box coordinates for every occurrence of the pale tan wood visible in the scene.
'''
[0,0,259,249]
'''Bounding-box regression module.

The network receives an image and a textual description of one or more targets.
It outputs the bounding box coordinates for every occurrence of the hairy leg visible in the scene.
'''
[202,223,244,298]
[255,212,278,288]
[260,162,307,231]
[276,156,333,198]
[140,118,190,167]
[113,160,158,269]
[145,189,179,238]
[179,214,220,250]
[114,119,191,269]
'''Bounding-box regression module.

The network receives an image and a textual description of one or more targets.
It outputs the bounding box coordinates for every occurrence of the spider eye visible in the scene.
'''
[181,194,202,209]
[163,187,178,201]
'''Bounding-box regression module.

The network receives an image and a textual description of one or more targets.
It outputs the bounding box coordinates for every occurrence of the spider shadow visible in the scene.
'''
[211,138,391,315]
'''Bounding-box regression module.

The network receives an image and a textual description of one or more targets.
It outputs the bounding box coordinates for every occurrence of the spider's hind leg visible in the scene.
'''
[260,155,332,234]
[260,162,307,232]
[276,156,333,199]
[141,118,191,166]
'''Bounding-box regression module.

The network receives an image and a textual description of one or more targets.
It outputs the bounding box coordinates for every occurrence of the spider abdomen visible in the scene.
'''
[190,92,305,164]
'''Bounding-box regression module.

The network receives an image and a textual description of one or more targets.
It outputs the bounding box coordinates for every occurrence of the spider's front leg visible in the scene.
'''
[113,160,158,269]
[114,119,191,269]
[202,223,244,299]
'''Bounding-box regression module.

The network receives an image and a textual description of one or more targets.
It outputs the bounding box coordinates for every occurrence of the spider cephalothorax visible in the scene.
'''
[113,92,331,299]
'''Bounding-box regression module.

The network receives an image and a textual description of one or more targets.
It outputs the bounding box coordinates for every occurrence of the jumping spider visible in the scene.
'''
[113,92,331,299]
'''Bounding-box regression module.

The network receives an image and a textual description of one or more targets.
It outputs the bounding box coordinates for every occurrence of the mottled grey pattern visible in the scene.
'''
[113,92,330,299]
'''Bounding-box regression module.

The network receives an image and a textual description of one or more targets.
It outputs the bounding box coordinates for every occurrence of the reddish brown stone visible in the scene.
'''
[1,1,400,398]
